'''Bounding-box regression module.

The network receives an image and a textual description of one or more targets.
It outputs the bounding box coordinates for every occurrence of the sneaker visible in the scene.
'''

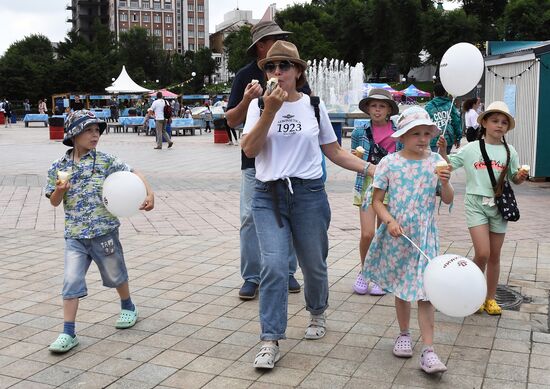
[420,347,447,374]
[226,141,233,145]
[153,146,162,149]
[239,281,258,300]
[304,313,326,339]
[289,275,301,293]
[168,141,174,148]
[353,272,369,295]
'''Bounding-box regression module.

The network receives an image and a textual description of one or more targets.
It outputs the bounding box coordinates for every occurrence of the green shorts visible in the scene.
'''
[464,194,507,233]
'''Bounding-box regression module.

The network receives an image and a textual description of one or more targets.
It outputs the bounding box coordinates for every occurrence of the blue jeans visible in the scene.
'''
[252,178,330,340]
[240,168,297,285]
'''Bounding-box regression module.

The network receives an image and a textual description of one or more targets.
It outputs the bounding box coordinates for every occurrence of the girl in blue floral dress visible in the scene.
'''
[363,106,454,374]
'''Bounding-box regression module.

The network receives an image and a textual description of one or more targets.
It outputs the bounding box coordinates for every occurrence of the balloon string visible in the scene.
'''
[440,96,456,137]
[401,233,431,262]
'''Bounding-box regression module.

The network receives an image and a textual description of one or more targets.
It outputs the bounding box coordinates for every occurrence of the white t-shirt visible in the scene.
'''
[465,108,479,129]
[243,94,337,182]
[151,98,166,120]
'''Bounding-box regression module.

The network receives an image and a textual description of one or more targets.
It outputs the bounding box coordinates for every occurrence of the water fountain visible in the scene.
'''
[306,58,365,113]
[307,58,367,141]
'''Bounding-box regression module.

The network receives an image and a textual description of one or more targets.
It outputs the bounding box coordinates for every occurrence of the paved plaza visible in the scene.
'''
[0,123,549,388]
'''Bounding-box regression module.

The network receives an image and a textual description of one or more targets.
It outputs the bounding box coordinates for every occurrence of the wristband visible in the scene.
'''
[363,162,370,176]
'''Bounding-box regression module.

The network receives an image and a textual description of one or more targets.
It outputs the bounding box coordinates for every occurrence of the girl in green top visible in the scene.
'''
[438,101,529,315]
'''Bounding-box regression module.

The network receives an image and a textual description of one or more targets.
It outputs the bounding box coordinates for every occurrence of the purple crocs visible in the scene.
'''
[420,347,447,374]
[393,333,413,358]
[353,272,369,295]
[368,281,386,296]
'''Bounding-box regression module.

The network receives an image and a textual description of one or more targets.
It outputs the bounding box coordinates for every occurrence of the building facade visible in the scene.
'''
[67,0,110,42]
[69,0,208,53]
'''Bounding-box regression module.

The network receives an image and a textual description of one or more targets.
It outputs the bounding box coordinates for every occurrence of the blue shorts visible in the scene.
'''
[63,230,129,299]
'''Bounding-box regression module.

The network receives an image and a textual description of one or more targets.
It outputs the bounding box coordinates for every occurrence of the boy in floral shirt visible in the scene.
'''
[45,110,154,353]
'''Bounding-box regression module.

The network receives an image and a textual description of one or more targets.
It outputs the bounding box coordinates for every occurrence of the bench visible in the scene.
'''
[171,125,202,136]
[342,126,354,138]
[106,122,123,134]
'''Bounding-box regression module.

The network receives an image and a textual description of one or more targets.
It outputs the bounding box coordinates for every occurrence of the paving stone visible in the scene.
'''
[124,362,177,385]
[27,365,83,386]
[160,369,214,388]
[0,359,49,379]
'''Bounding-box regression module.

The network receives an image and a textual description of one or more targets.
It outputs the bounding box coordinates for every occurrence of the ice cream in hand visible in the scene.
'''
[57,170,71,184]
[435,160,448,174]
[355,146,365,159]
[520,164,530,174]
[266,77,278,94]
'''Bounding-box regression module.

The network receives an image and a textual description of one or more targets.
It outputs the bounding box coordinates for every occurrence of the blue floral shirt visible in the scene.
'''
[45,150,132,239]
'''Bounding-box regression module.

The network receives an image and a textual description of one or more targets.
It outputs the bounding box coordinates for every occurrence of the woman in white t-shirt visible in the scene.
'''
[464,97,481,142]
[241,41,373,370]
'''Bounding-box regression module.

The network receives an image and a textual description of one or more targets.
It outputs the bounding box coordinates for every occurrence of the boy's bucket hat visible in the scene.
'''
[257,41,308,71]
[392,106,437,138]
[247,21,292,56]
[63,109,106,146]
[358,88,399,116]
[477,101,515,130]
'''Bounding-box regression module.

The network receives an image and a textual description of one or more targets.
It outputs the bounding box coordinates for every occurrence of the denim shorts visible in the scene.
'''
[62,229,129,299]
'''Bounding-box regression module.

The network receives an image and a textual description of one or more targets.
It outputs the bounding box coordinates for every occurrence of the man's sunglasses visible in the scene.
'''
[264,61,295,73]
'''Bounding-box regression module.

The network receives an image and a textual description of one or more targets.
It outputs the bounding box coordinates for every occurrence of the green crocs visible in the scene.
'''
[115,306,138,329]
[49,333,79,353]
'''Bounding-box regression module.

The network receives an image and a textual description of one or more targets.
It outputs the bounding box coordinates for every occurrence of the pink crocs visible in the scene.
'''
[368,281,386,296]
[353,272,369,295]
[393,333,413,358]
[420,347,447,374]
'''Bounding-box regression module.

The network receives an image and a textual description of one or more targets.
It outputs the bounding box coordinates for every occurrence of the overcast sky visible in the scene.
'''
[0,0,310,55]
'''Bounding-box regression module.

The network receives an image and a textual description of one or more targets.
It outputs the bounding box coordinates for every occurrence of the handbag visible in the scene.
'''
[364,127,388,165]
[479,139,520,221]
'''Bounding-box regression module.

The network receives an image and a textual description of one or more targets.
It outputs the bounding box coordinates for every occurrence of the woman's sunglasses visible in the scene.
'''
[264,61,295,73]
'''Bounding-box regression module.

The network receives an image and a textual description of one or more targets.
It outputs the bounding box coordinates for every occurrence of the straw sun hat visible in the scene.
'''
[477,101,516,130]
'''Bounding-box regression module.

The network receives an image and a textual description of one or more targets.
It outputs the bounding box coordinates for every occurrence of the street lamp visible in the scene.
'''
[401,77,406,83]
[191,72,196,77]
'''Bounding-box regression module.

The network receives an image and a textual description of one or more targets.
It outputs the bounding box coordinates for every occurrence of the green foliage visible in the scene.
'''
[224,26,253,74]
[500,0,550,40]
[0,34,55,102]
[422,8,481,66]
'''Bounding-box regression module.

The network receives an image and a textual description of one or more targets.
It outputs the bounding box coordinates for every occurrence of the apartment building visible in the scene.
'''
[68,0,208,53]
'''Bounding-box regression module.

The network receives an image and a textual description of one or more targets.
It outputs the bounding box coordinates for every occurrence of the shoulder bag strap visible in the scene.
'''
[309,96,321,126]
[479,139,498,188]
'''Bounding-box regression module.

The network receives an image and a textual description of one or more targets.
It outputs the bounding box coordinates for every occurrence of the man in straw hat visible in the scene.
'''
[226,21,310,300]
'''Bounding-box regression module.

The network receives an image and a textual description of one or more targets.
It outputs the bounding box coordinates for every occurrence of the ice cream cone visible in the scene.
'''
[57,170,71,184]
[355,146,365,159]
[435,161,448,174]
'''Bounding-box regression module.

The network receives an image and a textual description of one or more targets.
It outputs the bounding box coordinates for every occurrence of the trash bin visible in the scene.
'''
[128,108,137,117]
[48,117,65,140]
[0,112,4,125]
[332,122,342,146]
[213,118,229,144]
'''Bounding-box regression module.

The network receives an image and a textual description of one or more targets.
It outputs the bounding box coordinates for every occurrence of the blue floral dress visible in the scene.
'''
[363,152,445,301]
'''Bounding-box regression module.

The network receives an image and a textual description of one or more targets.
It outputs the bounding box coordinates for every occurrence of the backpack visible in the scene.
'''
[163,101,172,119]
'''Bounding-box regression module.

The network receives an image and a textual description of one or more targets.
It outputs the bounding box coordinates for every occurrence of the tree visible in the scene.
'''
[422,8,481,68]
[362,0,396,79]
[500,0,550,40]
[393,0,424,76]
[224,25,253,74]
[118,27,163,83]
[0,34,55,102]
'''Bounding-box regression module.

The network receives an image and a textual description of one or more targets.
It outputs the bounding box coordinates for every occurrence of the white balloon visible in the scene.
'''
[102,171,146,217]
[424,254,486,317]
[439,42,484,97]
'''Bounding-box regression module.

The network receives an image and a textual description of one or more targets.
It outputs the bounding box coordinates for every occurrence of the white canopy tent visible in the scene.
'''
[105,66,152,93]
